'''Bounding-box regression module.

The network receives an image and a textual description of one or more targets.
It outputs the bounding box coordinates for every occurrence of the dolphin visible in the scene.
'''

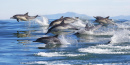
[46,20,78,35]
[10,12,29,22]
[11,12,39,22]
[48,16,78,28]
[75,23,103,34]
[33,35,61,44]
[93,16,115,25]
[85,23,103,31]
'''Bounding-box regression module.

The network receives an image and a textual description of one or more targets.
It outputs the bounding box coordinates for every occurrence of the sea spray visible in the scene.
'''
[116,21,130,28]
[58,34,78,45]
[70,19,86,28]
[34,16,49,26]
[78,29,130,54]
[110,29,130,43]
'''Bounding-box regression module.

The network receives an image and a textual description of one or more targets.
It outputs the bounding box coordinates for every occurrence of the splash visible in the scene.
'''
[77,28,94,35]
[78,29,130,54]
[110,29,130,43]
[58,34,78,45]
[34,16,49,26]
[116,21,130,28]
[70,19,86,28]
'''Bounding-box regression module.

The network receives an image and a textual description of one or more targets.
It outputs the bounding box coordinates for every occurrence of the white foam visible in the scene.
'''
[116,21,130,28]
[78,29,130,54]
[79,44,130,54]
[110,29,130,43]
[35,52,85,57]
[70,19,86,28]
[22,61,71,65]
[22,61,130,65]
[58,34,71,44]
[77,28,94,35]
[58,34,78,45]
[35,16,49,26]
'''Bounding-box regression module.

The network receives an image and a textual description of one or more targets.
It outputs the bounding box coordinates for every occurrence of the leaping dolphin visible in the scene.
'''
[93,16,115,25]
[10,12,39,22]
[46,20,78,35]
[75,23,103,34]
[33,35,61,44]
[10,12,29,22]
[48,16,79,28]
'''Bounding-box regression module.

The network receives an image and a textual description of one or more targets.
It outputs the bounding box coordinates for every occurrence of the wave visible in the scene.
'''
[78,44,130,54]
[35,52,85,57]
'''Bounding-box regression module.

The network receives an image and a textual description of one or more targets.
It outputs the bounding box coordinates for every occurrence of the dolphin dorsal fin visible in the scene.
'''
[106,16,109,19]
[60,20,65,24]
[35,15,38,17]
[24,12,28,16]
[60,16,63,19]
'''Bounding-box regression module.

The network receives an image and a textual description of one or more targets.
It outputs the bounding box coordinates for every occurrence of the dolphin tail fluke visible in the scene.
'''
[106,16,109,19]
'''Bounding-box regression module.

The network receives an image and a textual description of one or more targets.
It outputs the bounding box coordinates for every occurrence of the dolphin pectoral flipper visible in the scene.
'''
[17,19,19,22]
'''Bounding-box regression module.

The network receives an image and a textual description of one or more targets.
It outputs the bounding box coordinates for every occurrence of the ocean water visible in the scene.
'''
[0,18,130,65]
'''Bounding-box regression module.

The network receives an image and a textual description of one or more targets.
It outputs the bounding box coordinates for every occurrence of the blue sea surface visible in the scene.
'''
[0,19,130,65]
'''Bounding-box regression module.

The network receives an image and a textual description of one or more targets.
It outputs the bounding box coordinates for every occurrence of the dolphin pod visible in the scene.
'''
[10,12,39,22]
[10,13,115,45]
[33,16,116,45]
